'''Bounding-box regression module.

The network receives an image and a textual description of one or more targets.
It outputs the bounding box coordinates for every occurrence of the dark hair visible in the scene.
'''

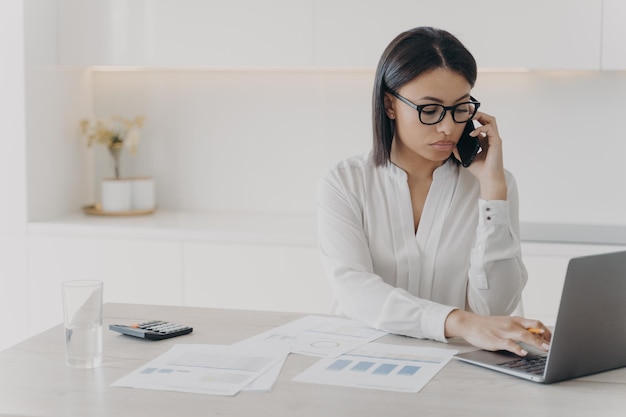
[372,27,477,166]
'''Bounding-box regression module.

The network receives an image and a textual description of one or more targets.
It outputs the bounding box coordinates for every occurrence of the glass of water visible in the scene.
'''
[62,280,103,369]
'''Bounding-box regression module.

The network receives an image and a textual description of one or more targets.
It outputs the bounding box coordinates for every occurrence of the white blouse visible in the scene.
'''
[317,150,527,342]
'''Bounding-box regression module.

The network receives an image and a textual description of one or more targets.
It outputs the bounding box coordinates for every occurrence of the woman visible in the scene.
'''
[317,27,551,356]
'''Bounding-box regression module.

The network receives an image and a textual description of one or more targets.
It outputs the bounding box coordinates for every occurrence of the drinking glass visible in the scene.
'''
[62,280,103,369]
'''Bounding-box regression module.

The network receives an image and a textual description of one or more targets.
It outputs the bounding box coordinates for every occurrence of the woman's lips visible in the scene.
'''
[431,141,455,151]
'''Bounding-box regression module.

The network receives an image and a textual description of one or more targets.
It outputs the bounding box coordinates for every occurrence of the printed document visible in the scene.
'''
[236,315,388,358]
[112,344,288,396]
[293,342,457,393]
[235,315,387,392]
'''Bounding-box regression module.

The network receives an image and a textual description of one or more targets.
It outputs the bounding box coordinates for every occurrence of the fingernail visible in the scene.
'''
[542,343,550,350]
[520,349,528,356]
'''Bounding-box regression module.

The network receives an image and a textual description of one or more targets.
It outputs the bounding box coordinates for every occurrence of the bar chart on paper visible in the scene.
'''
[293,343,457,393]
[326,358,420,376]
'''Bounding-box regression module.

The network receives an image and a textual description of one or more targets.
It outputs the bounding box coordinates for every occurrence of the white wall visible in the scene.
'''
[25,0,93,222]
[0,0,95,349]
[474,72,626,226]
[90,70,373,214]
[0,0,28,351]
[87,70,626,226]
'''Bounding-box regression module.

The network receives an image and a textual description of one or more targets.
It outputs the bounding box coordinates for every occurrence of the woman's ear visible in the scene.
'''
[383,93,396,120]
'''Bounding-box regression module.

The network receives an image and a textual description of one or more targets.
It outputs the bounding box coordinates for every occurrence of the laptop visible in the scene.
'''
[454,250,626,383]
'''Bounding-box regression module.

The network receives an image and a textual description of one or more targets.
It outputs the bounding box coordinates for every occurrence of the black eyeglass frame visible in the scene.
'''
[390,91,481,125]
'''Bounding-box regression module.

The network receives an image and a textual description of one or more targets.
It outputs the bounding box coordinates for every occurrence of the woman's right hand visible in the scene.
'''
[444,309,552,356]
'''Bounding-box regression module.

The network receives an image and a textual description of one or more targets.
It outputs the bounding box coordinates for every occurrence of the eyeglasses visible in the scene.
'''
[390,91,480,125]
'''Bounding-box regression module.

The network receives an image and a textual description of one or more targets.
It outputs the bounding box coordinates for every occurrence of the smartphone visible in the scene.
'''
[456,120,480,167]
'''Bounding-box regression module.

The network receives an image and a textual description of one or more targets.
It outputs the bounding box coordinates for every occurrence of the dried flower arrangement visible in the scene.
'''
[80,115,146,179]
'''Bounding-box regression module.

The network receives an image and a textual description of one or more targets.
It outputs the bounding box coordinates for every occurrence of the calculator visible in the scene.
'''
[109,320,193,340]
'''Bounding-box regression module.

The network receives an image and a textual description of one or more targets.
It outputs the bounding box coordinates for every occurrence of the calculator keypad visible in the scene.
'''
[136,320,187,333]
[109,320,193,340]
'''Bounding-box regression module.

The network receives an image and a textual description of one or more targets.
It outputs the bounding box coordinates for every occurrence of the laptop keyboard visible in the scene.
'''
[497,356,547,375]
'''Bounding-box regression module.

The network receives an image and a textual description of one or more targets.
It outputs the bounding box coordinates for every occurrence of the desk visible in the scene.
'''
[1,303,625,417]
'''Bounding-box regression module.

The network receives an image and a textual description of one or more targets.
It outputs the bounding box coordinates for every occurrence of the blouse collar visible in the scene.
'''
[384,156,457,182]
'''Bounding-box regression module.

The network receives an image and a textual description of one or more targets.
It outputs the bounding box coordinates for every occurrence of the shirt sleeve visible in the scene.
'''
[466,172,528,316]
[317,168,455,342]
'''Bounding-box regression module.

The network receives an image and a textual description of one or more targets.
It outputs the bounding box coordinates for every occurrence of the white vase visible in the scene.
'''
[101,178,132,212]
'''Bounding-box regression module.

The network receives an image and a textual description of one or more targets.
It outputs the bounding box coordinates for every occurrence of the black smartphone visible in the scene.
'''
[456,120,480,167]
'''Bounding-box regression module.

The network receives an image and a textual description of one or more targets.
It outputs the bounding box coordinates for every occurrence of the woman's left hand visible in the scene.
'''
[459,111,508,200]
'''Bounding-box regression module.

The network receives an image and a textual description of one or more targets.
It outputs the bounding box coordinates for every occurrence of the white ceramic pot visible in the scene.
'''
[100,178,132,212]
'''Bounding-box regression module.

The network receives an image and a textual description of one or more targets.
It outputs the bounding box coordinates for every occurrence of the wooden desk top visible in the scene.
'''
[0,303,624,417]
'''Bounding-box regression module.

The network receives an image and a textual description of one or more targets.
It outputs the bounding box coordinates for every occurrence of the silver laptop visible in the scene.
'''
[454,250,626,383]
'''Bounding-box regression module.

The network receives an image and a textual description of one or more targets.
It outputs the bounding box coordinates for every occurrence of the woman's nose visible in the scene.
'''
[436,111,456,135]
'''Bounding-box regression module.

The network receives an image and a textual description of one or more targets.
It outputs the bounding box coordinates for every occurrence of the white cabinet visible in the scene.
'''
[0,235,29,350]
[313,0,602,70]
[27,233,183,335]
[57,0,604,70]
[602,0,626,70]
[25,211,333,338]
[25,218,626,339]
[58,0,315,67]
[183,242,333,314]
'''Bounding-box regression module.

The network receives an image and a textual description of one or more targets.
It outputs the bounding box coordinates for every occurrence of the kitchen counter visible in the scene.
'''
[28,209,319,246]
